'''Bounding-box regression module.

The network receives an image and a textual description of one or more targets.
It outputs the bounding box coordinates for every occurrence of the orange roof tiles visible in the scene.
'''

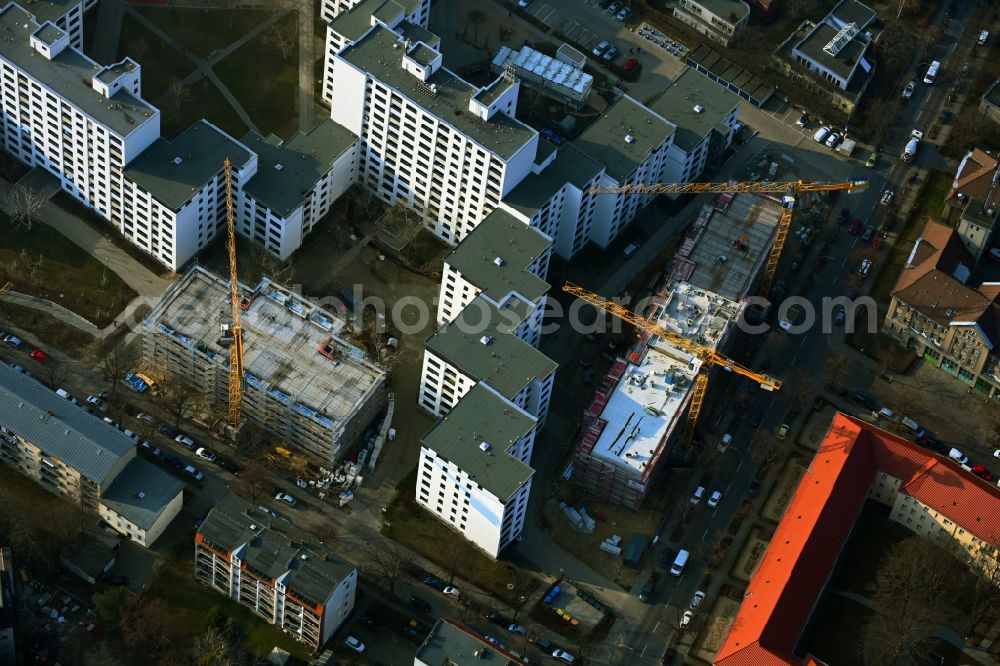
[714,413,1000,666]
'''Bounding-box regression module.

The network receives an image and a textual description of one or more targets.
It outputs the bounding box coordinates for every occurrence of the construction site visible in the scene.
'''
[568,187,785,510]
[143,266,388,465]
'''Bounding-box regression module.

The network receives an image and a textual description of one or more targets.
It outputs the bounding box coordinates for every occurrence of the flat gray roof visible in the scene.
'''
[573,96,675,182]
[241,119,358,217]
[794,22,868,81]
[829,0,876,28]
[23,0,82,28]
[329,0,402,42]
[398,21,440,49]
[691,0,749,22]
[504,143,603,216]
[197,493,354,608]
[0,363,135,486]
[421,384,535,500]
[339,25,536,160]
[407,42,437,66]
[0,4,157,138]
[124,120,253,211]
[445,209,550,303]
[650,69,739,152]
[99,458,184,531]
[686,44,775,105]
[32,22,64,45]
[425,295,556,400]
[96,58,138,85]
[417,619,527,666]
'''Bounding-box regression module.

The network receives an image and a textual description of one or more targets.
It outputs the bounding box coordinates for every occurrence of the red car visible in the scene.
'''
[848,219,862,236]
[29,349,46,364]
[972,464,994,481]
[813,256,828,273]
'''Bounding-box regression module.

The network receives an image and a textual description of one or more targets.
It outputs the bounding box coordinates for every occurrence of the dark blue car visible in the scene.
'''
[163,453,183,469]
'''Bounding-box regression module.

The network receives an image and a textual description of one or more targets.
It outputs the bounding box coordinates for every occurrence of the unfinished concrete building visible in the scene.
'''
[571,193,779,508]
[143,266,387,464]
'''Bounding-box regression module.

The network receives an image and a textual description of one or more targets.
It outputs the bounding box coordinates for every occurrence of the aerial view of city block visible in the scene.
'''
[0,0,999,663]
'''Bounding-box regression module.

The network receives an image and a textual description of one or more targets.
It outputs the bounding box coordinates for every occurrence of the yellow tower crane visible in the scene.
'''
[223,159,244,428]
[588,179,868,297]
[564,282,782,447]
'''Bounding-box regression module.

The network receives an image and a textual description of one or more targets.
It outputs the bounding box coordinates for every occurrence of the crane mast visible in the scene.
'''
[223,158,244,428]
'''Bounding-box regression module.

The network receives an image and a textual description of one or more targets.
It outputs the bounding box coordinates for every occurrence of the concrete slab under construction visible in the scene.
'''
[143,267,387,464]
[671,193,782,302]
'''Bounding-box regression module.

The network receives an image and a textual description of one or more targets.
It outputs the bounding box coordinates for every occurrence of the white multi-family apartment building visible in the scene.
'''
[673,0,750,46]
[0,5,160,219]
[327,24,540,246]
[31,0,91,51]
[437,208,551,340]
[320,0,434,103]
[0,364,183,548]
[417,383,537,558]
[420,294,557,425]
[650,68,740,184]
[239,119,358,259]
[121,120,256,268]
[195,494,357,650]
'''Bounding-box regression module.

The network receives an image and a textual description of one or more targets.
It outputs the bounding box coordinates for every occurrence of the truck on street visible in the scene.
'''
[902,129,923,163]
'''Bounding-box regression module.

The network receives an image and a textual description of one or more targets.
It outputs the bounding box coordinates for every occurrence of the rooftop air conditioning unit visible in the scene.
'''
[625,134,635,144]
[479,442,491,452]
[693,104,704,113]
[494,256,504,266]
[480,335,491,345]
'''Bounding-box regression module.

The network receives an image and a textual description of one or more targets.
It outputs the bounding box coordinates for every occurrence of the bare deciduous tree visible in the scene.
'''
[103,340,138,397]
[265,20,297,60]
[237,460,268,505]
[366,541,408,595]
[159,374,198,429]
[824,354,850,389]
[42,357,68,391]
[4,183,44,229]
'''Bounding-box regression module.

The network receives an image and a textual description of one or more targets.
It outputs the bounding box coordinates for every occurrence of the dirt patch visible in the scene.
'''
[692,595,741,661]
[732,527,771,583]
[762,457,809,523]
[0,218,137,327]
[845,327,917,374]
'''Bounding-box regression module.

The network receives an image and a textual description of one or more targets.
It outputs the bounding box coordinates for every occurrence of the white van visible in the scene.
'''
[813,126,831,144]
[670,549,690,576]
[923,60,940,84]
[690,486,705,504]
[978,30,989,46]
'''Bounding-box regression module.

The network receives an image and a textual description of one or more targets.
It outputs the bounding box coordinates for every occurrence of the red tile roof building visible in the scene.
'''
[883,219,1000,397]
[714,413,1000,666]
[944,148,1000,264]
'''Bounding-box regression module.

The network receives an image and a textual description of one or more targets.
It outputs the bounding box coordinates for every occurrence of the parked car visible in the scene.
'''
[747,480,761,498]
[140,441,161,457]
[901,80,916,98]
[971,464,994,481]
[602,45,619,61]
[422,575,446,591]
[679,611,694,628]
[707,490,722,508]
[86,395,108,412]
[795,113,810,127]
[656,548,675,571]
[275,492,297,507]
[851,391,878,410]
[216,457,242,475]
[540,128,563,145]
[858,258,872,279]
[157,423,177,438]
[184,465,204,481]
[861,226,876,243]
[122,429,140,443]
[442,586,460,598]
[623,57,640,73]
[530,636,553,651]
[824,132,841,148]
[865,151,878,168]
[163,453,183,469]
[776,424,790,440]
[949,448,969,465]
[880,189,894,206]
[106,574,130,586]
[813,255,828,273]
[552,649,576,663]
[592,40,610,57]
[195,447,217,463]
[813,126,831,143]
[2,334,22,348]
[638,579,654,602]
[690,590,706,609]
[507,623,527,635]
[606,1,620,13]
[55,388,78,404]
[848,218,862,235]
[410,595,433,614]
[616,6,631,21]
[174,434,195,448]
[29,349,46,363]
[344,636,365,653]
[487,612,510,627]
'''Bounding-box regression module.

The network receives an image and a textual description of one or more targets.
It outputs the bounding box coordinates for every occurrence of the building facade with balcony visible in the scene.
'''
[883,219,1000,398]
[673,0,750,46]
[194,494,357,651]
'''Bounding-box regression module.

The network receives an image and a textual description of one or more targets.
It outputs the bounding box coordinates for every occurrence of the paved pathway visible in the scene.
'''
[293,0,315,132]
[0,173,169,301]
[125,5,292,135]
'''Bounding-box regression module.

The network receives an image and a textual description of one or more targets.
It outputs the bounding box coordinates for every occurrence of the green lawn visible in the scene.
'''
[159,76,248,141]
[0,216,137,327]
[135,7,276,59]
[118,13,194,101]
[215,12,299,138]
[148,555,312,661]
